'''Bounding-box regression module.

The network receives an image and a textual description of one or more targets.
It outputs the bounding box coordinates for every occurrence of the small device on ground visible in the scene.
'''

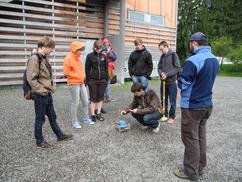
[115,120,130,132]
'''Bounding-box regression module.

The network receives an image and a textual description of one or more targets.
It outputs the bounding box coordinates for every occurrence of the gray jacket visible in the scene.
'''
[157,50,180,84]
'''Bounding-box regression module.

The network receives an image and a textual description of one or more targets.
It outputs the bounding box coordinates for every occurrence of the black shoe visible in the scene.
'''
[58,134,73,143]
[173,167,198,181]
[37,141,53,149]
[101,108,106,114]
[96,113,105,121]
[91,115,96,122]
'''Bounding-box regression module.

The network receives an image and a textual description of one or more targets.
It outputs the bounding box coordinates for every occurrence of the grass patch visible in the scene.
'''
[218,71,242,77]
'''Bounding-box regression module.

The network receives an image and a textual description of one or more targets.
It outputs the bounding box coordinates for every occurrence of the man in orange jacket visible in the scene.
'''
[64,41,94,128]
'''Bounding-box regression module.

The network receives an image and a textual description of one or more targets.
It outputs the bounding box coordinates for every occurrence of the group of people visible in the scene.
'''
[63,38,116,127]
[26,32,219,181]
[122,32,219,181]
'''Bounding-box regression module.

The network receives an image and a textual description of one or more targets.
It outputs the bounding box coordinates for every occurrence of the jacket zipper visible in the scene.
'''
[98,54,101,80]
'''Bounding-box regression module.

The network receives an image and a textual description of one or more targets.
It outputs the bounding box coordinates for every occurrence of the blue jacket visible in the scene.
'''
[178,46,219,109]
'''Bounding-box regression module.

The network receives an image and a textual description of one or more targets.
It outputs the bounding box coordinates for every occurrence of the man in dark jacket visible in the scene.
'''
[158,41,180,124]
[120,83,162,133]
[128,39,153,91]
[173,32,219,181]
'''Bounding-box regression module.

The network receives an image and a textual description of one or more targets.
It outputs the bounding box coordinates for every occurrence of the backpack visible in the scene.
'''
[23,53,41,100]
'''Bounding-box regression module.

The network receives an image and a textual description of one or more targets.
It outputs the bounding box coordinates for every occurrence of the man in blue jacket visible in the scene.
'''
[173,32,219,181]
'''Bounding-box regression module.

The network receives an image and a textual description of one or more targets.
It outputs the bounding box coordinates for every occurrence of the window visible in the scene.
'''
[128,10,165,26]
[151,15,164,25]
[129,11,144,22]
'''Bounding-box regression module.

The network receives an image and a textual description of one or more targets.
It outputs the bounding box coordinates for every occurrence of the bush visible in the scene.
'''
[220,64,242,72]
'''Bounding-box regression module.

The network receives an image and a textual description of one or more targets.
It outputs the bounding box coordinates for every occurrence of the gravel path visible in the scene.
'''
[0,77,242,182]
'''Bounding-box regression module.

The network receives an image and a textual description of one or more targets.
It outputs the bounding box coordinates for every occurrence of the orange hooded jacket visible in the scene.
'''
[63,41,85,85]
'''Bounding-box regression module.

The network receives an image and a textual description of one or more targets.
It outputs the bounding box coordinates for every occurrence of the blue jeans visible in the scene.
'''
[104,80,110,97]
[132,75,148,91]
[160,81,177,119]
[32,94,63,144]
[131,111,162,128]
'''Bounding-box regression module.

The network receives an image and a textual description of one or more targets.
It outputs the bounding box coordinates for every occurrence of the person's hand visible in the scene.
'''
[120,110,127,115]
[129,108,138,113]
[161,72,167,80]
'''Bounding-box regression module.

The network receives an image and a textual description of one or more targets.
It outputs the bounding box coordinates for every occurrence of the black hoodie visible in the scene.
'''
[128,46,153,77]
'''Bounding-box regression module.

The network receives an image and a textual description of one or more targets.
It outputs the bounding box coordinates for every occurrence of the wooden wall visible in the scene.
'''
[0,0,178,85]
[0,0,105,86]
[123,0,177,78]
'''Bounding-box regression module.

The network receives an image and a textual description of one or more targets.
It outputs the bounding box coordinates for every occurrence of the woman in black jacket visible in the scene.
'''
[85,40,108,122]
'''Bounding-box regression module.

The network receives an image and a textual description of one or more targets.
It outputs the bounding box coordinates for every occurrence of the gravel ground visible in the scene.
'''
[0,77,242,182]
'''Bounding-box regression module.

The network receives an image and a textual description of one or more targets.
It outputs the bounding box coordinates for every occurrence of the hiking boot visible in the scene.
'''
[173,167,198,181]
[72,121,82,129]
[152,122,160,133]
[37,141,53,149]
[83,116,95,125]
[167,118,175,124]
[58,134,73,143]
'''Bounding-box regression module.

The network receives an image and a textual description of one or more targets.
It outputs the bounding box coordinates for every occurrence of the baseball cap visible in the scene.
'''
[190,32,208,42]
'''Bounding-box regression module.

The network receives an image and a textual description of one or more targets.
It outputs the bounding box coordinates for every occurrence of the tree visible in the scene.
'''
[211,36,232,67]
[227,45,242,64]
[177,0,242,64]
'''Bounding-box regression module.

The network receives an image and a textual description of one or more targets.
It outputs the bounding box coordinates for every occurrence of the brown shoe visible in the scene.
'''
[57,134,73,143]
[37,141,53,149]
[173,167,198,181]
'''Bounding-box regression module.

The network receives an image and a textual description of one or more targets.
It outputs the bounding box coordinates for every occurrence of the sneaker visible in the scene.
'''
[83,116,95,125]
[37,141,53,149]
[152,122,160,133]
[91,115,96,122]
[159,115,168,122]
[167,118,175,124]
[73,121,82,128]
[173,167,198,181]
[141,125,149,130]
[58,134,73,143]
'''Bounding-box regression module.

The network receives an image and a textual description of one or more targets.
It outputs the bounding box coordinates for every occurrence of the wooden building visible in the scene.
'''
[0,0,177,86]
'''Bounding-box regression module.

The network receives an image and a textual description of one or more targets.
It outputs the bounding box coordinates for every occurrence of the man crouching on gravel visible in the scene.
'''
[120,83,162,133]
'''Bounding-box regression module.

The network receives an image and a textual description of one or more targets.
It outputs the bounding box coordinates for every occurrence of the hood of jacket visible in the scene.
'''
[63,41,85,85]
[70,41,85,54]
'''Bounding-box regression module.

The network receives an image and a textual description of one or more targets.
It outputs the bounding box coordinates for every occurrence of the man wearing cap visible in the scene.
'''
[173,32,219,181]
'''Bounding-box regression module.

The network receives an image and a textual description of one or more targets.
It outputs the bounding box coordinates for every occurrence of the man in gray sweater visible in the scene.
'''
[158,41,180,123]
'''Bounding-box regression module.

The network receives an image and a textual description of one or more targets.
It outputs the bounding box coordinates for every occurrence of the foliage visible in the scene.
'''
[177,0,242,64]
[227,45,242,64]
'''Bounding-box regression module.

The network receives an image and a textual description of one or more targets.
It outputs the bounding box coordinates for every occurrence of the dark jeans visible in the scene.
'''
[32,94,64,144]
[131,111,162,128]
[160,81,177,119]
[181,108,212,176]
